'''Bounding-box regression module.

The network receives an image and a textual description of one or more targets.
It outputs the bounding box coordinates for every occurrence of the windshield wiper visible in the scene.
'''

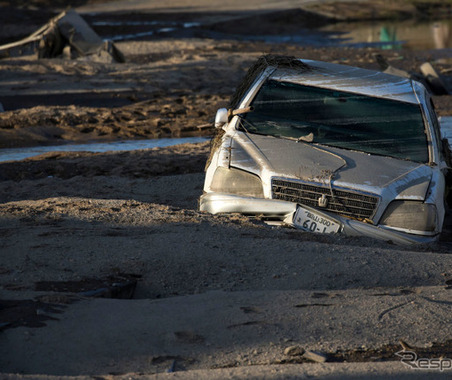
[237,114,260,134]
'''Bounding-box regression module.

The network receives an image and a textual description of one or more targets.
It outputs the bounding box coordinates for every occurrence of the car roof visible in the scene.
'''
[269,59,421,104]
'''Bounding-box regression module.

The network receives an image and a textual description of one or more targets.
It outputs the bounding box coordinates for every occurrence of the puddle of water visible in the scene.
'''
[92,21,174,26]
[91,12,452,50]
[0,137,209,163]
[322,19,452,50]
[97,20,200,41]
[93,20,200,28]
[233,30,339,47]
[224,19,452,50]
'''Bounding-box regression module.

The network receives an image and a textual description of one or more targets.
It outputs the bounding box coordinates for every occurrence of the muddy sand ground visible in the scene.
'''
[0,0,452,378]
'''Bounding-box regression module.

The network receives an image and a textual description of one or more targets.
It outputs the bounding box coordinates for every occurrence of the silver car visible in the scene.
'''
[200,56,449,244]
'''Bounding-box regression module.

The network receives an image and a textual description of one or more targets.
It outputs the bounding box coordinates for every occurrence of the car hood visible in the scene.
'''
[231,132,432,200]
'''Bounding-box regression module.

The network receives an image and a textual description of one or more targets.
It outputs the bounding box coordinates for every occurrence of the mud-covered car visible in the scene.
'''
[200,55,450,244]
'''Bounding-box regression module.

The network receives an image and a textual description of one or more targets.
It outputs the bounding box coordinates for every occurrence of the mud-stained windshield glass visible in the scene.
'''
[242,79,429,163]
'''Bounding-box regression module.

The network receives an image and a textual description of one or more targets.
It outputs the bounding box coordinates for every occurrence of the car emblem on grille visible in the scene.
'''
[318,194,328,208]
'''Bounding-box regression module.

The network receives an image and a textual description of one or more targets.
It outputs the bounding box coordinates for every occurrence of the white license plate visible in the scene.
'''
[293,206,341,234]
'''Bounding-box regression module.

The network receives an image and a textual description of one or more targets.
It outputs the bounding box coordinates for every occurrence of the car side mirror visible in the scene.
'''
[215,108,228,128]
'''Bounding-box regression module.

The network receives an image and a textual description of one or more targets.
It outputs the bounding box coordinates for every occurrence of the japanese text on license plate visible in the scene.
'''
[293,206,341,234]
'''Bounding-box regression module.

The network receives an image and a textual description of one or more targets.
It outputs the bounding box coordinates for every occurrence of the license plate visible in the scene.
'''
[292,206,341,234]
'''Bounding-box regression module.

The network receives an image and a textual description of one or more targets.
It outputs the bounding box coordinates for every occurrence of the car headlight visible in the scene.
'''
[379,201,437,233]
[210,166,264,197]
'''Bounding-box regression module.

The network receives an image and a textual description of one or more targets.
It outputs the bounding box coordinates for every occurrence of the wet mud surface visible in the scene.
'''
[1,0,452,378]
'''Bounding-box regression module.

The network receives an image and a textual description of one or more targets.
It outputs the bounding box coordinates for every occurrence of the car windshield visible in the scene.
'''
[242,79,429,163]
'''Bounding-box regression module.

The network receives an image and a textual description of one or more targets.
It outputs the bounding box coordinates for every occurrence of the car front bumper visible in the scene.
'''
[199,193,439,245]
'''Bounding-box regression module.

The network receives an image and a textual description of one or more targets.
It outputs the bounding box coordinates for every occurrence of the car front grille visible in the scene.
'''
[272,179,379,220]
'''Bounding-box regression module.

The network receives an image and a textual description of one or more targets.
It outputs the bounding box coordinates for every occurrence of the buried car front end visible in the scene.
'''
[200,58,448,244]
[200,132,446,245]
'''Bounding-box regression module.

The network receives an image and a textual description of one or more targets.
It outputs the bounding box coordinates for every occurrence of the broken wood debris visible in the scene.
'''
[375,53,451,96]
[0,10,125,63]
[303,350,328,363]
[284,345,305,356]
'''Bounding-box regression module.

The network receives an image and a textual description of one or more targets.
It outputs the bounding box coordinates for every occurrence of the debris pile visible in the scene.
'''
[0,10,125,63]
[375,53,450,95]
